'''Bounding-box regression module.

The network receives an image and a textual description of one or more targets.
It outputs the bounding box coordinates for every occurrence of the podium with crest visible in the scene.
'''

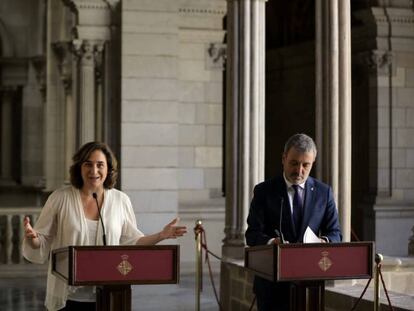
[52,245,179,311]
[245,242,374,311]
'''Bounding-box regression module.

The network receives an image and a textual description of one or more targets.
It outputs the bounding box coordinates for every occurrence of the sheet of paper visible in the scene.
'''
[303,226,320,243]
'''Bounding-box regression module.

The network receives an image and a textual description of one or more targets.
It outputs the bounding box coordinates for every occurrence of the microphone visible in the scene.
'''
[275,197,285,244]
[92,193,107,246]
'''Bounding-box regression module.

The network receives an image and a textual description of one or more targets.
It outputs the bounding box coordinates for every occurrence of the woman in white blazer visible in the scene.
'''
[22,142,187,311]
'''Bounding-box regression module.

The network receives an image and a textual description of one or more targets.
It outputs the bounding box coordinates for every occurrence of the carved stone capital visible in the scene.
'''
[52,42,73,93]
[368,50,393,70]
[94,41,105,84]
[31,56,47,100]
[358,50,393,75]
[72,39,95,66]
[206,43,226,70]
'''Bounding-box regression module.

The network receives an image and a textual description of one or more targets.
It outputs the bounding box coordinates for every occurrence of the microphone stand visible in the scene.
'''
[275,197,285,244]
[93,192,107,246]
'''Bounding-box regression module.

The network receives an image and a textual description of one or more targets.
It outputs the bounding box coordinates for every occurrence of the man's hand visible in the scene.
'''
[273,237,282,245]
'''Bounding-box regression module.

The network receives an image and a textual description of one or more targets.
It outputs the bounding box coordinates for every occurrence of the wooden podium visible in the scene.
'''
[52,245,179,311]
[245,242,374,311]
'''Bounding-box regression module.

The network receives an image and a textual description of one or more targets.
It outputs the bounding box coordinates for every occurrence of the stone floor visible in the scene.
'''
[0,273,220,311]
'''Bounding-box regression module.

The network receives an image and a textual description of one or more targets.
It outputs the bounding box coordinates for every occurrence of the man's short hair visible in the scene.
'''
[283,133,317,157]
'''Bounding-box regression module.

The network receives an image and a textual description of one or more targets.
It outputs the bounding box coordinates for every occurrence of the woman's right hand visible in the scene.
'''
[24,216,38,239]
[23,216,40,248]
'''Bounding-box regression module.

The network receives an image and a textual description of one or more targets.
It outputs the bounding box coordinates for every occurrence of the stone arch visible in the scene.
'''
[0,19,15,57]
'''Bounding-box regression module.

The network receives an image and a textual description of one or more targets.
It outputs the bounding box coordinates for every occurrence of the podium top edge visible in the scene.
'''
[52,245,180,254]
[245,241,375,251]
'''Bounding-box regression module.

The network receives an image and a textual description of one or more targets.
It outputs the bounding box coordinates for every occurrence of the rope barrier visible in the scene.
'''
[350,278,372,311]
[248,295,257,311]
[350,253,395,311]
[194,220,223,311]
[378,264,395,311]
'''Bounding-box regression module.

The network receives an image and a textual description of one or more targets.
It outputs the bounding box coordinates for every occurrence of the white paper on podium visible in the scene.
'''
[303,226,320,243]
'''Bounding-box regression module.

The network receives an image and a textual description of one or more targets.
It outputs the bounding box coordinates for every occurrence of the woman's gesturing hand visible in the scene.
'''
[160,217,187,240]
[24,216,38,239]
[23,216,40,249]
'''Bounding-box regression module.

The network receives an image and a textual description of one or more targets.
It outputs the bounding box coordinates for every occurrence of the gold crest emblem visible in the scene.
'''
[117,254,133,276]
[318,251,332,272]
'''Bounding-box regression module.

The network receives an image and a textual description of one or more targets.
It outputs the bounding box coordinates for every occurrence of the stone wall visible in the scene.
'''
[121,0,226,266]
[220,260,257,311]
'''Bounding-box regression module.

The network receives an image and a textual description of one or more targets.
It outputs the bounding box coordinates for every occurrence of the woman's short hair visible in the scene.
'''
[69,142,118,189]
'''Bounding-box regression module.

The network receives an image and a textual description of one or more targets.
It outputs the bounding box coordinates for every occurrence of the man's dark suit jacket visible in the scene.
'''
[245,175,342,310]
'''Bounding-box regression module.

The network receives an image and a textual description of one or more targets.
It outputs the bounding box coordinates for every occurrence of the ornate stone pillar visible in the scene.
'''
[62,0,112,146]
[223,0,266,259]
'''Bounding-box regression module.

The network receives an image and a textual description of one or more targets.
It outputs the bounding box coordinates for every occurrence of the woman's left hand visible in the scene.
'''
[160,217,187,240]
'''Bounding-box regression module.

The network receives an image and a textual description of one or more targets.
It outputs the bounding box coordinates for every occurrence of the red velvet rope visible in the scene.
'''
[351,261,395,311]
[378,264,395,311]
[195,225,223,310]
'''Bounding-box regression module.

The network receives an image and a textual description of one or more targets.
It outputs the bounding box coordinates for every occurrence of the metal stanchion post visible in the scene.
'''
[195,220,203,311]
[374,253,383,311]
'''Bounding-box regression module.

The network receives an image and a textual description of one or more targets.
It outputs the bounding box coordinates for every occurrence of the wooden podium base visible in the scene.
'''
[290,281,324,311]
[96,285,131,311]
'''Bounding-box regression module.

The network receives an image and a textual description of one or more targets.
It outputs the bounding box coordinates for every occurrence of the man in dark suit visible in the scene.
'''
[245,133,342,311]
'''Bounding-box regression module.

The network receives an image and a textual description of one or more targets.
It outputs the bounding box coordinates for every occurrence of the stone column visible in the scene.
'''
[315,0,352,241]
[338,0,352,242]
[73,39,97,145]
[0,87,16,181]
[223,0,266,259]
[53,42,75,182]
[94,42,104,142]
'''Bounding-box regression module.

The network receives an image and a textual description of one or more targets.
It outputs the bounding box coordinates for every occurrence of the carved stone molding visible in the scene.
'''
[179,7,226,16]
[369,7,414,36]
[52,42,73,93]
[62,0,111,41]
[206,43,226,69]
[63,0,109,11]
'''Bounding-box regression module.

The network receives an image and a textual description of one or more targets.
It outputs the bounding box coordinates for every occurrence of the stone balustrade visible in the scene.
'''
[0,207,47,277]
